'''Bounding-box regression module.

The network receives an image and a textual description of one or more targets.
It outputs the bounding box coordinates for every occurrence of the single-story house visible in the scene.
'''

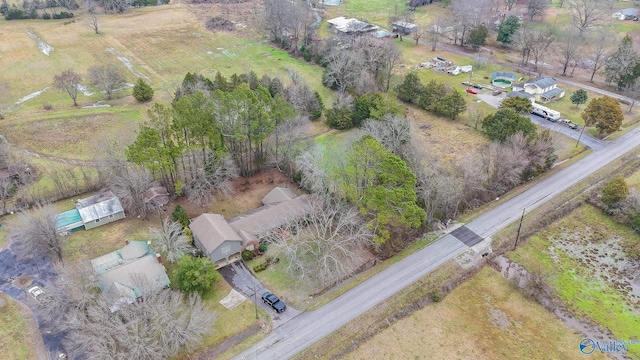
[327,16,378,35]
[191,187,310,269]
[391,21,418,34]
[56,191,125,233]
[91,240,170,310]
[512,77,565,103]
[613,8,638,20]
[191,213,244,269]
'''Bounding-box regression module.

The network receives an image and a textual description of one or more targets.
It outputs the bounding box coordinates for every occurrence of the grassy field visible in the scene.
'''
[342,267,606,360]
[0,3,332,160]
[509,205,640,359]
[0,294,40,360]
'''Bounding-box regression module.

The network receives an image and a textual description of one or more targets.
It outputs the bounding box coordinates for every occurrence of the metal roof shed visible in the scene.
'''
[76,191,125,230]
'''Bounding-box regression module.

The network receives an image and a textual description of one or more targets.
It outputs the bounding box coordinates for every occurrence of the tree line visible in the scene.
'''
[126,71,321,205]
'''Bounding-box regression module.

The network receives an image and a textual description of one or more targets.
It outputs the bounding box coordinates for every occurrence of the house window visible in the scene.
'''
[108,214,114,219]
[95,218,100,223]
[221,245,230,255]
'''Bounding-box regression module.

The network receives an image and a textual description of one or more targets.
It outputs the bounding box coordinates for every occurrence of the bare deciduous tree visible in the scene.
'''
[362,115,411,156]
[84,0,100,34]
[150,219,191,263]
[554,29,583,76]
[427,17,445,51]
[100,0,131,14]
[268,194,373,288]
[322,43,366,93]
[48,264,215,360]
[54,69,82,106]
[526,0,549,21]
[586,32,612,82]
[568,0,604,35]
[88,64,126,100]
[623,78,640,112]
[273,115,309,178]
[263,0,311,52]
[185,152,239,207]
[10,204,63,263]
[106,163,156,218]
[528,28,555,72]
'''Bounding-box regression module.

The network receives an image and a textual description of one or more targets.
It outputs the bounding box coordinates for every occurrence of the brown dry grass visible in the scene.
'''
[342,267,606,360]
[0,293,45,360]
[408,106,489,164]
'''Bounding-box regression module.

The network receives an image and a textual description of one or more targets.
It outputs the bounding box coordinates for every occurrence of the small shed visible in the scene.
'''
[144,186,170,208]
[190,213,243,269]
[392,21,418,34]
[76,191,125,230]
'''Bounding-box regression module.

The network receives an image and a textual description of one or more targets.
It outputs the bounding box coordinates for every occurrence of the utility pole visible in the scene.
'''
[253,281,259,320]
[576,123,587,148]
[514,207,525,250]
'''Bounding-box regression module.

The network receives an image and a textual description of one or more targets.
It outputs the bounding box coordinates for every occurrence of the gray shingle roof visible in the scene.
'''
[261,187,297,205]
[532,77,557,89]
[540,87,564,99]
[228,195,310,240]
[190,213,242,254]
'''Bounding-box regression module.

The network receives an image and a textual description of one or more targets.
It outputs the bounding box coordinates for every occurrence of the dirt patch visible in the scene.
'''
[176,168,301,219]
[12,275,35,288]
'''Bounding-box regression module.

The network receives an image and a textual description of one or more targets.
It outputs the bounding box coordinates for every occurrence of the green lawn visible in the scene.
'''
[509,205,640,359]
[0,294,39,360]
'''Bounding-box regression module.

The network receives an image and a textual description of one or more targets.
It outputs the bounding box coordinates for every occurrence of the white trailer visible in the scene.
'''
[531,103,561,122]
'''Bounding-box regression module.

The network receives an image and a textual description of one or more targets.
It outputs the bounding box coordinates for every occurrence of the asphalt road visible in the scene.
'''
[236,120,640,360]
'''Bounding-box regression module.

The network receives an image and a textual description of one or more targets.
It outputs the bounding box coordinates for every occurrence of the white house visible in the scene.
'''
[512,77,565,104]
[613,8,638,20]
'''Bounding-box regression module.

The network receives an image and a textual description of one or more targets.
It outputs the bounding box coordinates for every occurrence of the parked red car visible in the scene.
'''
[466,88,478,95]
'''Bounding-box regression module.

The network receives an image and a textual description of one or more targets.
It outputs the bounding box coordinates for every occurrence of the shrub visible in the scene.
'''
[172,205,190,228]
[602,176,629,207]
[5,7,28,20]
[132,78,154,102]
[253,262,269,272]
[258,243,267,253]
[173,255,218,295]
[52,11,73,19]
[43,103,53,110]
[242,249,253,261]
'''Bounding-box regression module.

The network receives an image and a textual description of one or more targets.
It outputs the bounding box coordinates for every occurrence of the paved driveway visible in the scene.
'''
[219,262,302,328]
[477,92,606,150]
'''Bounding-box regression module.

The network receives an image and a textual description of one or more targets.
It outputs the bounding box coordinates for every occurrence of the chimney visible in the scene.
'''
[156,253,162,264]
[125,240,129,245]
